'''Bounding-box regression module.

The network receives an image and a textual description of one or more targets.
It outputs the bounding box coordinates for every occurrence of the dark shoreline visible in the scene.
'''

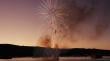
[0,44,110,59]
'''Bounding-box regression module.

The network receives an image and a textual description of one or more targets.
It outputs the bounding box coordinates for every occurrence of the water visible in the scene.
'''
[0,57,110,61]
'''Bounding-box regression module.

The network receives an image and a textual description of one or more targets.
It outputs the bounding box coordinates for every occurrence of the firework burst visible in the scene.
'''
[36,0,72,48]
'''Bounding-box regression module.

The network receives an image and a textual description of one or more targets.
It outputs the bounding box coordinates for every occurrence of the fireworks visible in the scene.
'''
[36,0,70,48]
[36,0,95,48]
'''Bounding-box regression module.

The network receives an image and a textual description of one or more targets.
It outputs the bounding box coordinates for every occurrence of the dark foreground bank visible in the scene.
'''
[0,44,110,59]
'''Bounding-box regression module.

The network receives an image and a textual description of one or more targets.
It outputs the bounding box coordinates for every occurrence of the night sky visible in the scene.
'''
[0,0,110,50]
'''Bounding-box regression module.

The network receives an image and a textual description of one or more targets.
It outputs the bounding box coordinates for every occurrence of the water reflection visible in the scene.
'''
[0,57,109,61]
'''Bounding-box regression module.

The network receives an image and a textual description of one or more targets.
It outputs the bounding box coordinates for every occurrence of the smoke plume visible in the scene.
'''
[37,0,110,48]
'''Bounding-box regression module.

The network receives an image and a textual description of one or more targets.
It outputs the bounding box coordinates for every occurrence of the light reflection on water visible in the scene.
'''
[0,57,110,61]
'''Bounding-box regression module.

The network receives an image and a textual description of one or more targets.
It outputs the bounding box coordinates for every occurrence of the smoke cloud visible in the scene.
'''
[37,35,51,47]
[37,0,110,49]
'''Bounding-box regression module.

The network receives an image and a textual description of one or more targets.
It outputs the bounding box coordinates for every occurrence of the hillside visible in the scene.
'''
[0,44,110,59]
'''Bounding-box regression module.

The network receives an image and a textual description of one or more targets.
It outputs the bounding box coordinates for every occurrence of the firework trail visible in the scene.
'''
[37,0,70,48]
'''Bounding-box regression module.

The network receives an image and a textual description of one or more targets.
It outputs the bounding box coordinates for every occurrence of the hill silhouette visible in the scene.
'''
[0,44,110,59]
